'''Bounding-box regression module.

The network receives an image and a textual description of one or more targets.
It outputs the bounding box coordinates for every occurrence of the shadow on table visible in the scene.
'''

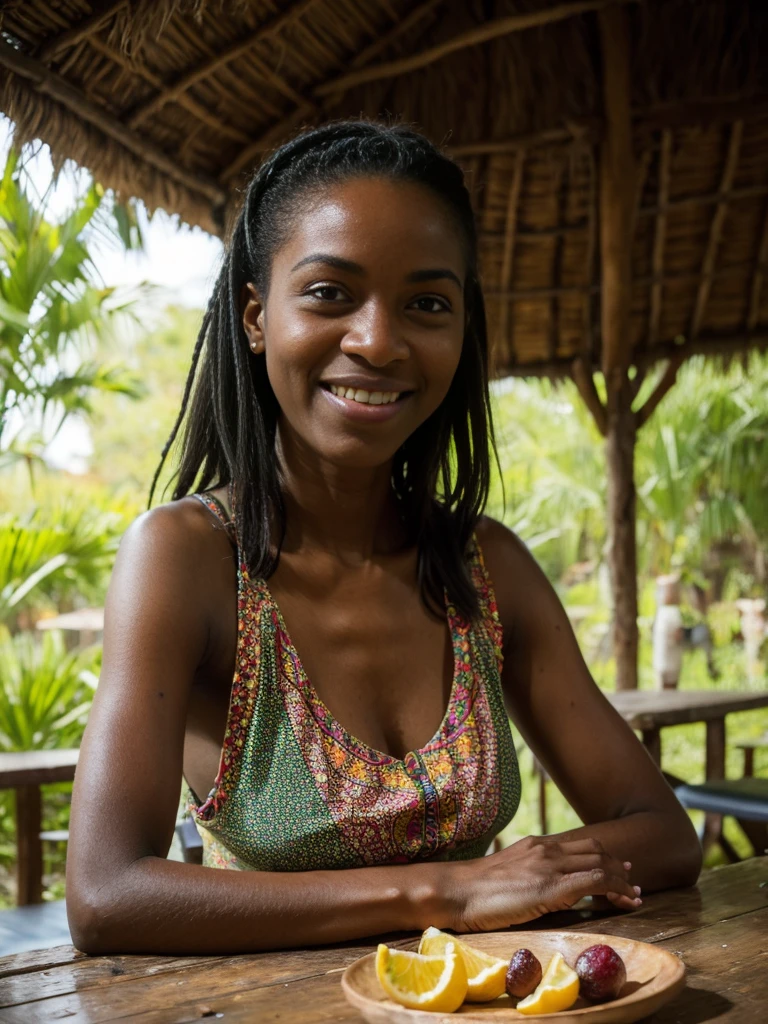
[655,986,733,1022]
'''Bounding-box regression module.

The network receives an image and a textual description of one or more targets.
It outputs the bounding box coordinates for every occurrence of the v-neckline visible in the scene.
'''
[258,574,467,767]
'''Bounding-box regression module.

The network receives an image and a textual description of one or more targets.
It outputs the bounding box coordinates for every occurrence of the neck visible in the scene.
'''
[274,423,408,562]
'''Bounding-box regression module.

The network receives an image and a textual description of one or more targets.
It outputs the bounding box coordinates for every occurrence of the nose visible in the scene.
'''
[339,300,409,366]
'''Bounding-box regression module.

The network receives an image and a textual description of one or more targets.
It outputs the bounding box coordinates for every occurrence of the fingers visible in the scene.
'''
[558,869,641,906]
[606,889,642,911]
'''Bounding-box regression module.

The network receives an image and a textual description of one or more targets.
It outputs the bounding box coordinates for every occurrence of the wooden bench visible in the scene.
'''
[0,750,79,905]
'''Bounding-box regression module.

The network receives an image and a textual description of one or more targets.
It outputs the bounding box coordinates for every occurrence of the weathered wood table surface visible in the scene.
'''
[0,750,79,906]
[608,690,768,853]
[0,858,765,1022]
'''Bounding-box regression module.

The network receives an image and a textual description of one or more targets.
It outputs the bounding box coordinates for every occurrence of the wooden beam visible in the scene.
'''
[497,150,526,364]
[219,0,454,182]
[500,331,768,379]
[598,3,638,692]
[323,0,444,107]
[127,0,322,129]
[571,357,607,435]
[635,355,683,428]
[583,150,598,362]
[746,198,768,332]
[639,182,768,218]
[549,160,569,360]
[636,93,768,138]
[690,120,744,339]
[0,39,226,207]
[314,0,638,97]
[87,38,251,144]
[36,0,128,64]
[648,129,673,349]
[449,125,597,156]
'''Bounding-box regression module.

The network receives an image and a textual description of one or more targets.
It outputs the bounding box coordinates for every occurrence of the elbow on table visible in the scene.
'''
[66,882,128,956]
[665,812,704,889]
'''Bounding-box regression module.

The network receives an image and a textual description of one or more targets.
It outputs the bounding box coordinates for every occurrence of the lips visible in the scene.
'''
[319,382,412,422]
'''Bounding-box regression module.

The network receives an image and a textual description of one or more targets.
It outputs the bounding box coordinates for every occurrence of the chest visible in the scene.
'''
[183,548,456,802]
[266,554,455,760]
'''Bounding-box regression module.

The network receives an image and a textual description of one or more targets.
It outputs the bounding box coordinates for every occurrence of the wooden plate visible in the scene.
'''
[341,930,685,1023]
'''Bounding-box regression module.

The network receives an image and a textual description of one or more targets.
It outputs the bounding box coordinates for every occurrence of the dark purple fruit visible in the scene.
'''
[575,944,627,1002]
[505,948,542,999]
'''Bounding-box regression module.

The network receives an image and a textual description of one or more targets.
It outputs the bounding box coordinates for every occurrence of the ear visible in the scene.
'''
[241,282,266,354]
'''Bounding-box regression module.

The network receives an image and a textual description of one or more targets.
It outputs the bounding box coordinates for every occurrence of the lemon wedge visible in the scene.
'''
[418,925,508,1002]
[515,951,580,1015]
[375,940,468,1012]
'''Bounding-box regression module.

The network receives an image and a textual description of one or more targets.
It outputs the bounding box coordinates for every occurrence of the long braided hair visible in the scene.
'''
[149,120,496,621]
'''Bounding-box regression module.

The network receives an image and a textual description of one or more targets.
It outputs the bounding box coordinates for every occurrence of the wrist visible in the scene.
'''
[402,861,468,933]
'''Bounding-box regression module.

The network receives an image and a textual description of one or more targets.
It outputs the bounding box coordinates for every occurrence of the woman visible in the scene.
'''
[66,121,701,955]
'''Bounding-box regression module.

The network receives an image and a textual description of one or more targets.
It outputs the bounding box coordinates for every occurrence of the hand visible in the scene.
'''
[446,835,643,934]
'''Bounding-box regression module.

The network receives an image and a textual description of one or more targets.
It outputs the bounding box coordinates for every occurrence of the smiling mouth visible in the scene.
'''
[320,383,411,406]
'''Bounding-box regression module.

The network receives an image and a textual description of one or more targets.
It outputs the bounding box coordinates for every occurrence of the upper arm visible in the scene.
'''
[67,502,213,913]
[476,517,682,826]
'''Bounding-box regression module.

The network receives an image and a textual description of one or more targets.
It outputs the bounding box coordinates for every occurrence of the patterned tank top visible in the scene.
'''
[186,490,521,871]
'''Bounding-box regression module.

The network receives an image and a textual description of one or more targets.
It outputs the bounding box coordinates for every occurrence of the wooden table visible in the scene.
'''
[608,690,768,854]
[0,750,79,906]
[0,859,765,1021]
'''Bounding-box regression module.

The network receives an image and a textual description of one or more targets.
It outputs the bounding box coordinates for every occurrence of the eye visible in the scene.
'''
[306,284,347,302]
[409,295,451,314]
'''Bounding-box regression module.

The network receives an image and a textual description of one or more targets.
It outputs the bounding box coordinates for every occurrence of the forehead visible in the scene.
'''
[273,176,467,275]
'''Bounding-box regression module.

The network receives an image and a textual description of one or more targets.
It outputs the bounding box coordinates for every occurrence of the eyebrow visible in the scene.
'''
[290,253,463,290]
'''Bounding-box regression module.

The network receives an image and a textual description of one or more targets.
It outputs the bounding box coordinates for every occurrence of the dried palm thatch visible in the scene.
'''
[1,0,767,379]
[3,0,768,688]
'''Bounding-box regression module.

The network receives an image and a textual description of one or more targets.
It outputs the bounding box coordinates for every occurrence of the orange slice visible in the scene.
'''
[515,951,580,1015]
[418,925,508,1002]
[375,940,468,1012]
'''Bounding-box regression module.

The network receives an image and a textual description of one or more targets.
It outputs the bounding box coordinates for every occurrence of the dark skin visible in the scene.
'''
[66,178,701,955]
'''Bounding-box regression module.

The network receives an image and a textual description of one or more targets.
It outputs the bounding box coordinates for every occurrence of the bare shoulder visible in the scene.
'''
[116,495,229,572]
[108,494,235,659]
[474,515,555,649]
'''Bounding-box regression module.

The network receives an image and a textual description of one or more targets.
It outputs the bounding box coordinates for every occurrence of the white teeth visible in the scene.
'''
[326,385,403,405]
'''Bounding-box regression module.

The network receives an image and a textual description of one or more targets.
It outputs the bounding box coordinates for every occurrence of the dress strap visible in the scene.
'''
[192,490,238,548]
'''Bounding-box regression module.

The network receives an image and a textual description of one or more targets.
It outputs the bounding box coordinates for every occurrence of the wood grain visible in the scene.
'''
[607,691,768,730]
[1,861,766,1021]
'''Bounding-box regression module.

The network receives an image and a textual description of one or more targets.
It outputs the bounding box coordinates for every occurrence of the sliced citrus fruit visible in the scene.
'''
[418,925,507,1002]
[375,940,468,1012]
[515,951,580,1015]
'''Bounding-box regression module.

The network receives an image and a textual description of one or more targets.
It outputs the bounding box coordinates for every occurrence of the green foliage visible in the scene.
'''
[490,355,768,586]
[488,378,606,580]
[0,146,146,466]
[0,627,99,751]
[635,355,768,576]
[88,304,202,500]
[0,497,127,628]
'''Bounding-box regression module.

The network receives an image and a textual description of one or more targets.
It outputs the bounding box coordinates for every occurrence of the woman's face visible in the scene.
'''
[243,176,467,469]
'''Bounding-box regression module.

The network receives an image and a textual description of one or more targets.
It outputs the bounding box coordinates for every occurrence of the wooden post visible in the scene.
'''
[599,4,638,690]
[16,785,43,905]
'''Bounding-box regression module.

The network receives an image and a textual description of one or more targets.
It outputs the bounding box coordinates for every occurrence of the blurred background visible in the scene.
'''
[0,0,767,930]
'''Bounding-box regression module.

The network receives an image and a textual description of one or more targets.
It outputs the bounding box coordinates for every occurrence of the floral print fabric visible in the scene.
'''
[187,492,521,871]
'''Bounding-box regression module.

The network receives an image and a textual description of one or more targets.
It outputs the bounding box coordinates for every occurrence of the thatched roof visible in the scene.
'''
[2,0,768,378]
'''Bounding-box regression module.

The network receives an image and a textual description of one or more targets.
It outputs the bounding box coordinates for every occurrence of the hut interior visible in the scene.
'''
[2,0,768,688]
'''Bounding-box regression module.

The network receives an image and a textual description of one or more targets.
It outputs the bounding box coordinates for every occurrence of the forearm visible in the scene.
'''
[69,855,453,955]
[548,808,702,892]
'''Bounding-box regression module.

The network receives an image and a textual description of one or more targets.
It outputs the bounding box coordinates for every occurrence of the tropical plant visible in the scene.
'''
[0,626,99,751]
[489,377,606,582]
[88,304,202,500]
[635,355,768,583]
[0,145,146,468]
[0,497,127,629]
